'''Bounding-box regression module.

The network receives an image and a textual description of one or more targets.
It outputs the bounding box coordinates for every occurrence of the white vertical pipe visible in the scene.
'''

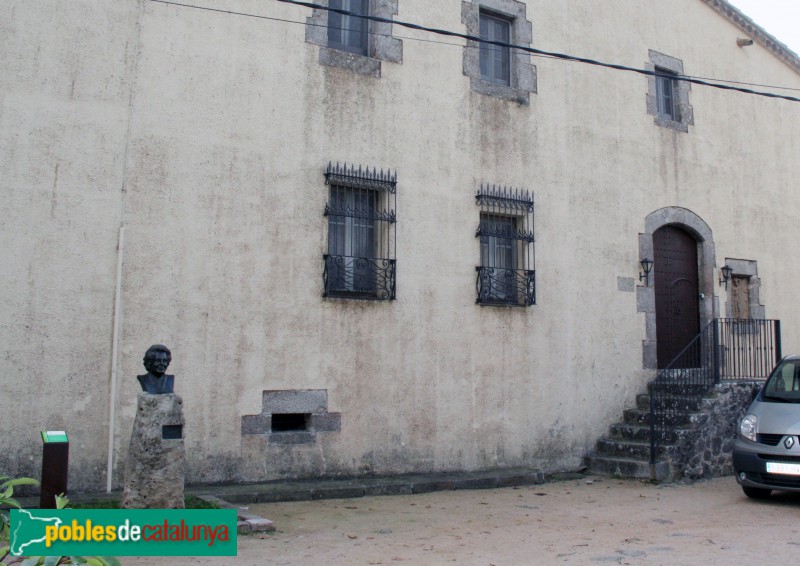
[106,225,125,492]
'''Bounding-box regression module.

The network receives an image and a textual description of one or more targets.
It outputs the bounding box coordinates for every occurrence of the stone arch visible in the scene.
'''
[638,207,717,369]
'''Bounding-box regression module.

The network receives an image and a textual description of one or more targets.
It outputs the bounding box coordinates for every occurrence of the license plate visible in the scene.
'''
[766,462,800,476]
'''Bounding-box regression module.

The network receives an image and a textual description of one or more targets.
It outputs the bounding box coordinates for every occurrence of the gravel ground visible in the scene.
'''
[124,475,800,565]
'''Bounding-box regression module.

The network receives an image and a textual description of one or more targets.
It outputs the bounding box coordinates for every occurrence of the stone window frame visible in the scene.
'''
[305,0,403,78]
[722,258,765,319]
[461,0,537,104]
[646,50,694,133]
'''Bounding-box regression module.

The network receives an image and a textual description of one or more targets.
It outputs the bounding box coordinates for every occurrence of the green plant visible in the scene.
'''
[0,476,120,566]
[1,475,39,563]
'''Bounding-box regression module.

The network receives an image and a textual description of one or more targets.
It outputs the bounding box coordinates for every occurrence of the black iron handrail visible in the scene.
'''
[648,318,781,476]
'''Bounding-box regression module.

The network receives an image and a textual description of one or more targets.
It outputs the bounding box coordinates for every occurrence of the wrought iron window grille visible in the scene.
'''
[323,162,397,301]
[475,184,536,307]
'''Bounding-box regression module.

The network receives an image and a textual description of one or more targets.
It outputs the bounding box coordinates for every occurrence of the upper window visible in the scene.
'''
[655,68,678,121]
[327,0,368,56]
[479,12,511,86]
[475,185,535,307]
[305,0,403,78]
[323,163,397,301]
[646,51,694,132]
[462,0,536,103]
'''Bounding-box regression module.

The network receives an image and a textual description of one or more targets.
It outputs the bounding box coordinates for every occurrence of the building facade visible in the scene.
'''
[2,0,800,491]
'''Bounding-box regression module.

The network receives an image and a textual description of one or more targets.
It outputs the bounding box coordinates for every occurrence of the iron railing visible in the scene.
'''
[323,162,397,301]
[475,267,535,307]
[475,184,535,307]
[323,255,396,300]
[648,318,781,473]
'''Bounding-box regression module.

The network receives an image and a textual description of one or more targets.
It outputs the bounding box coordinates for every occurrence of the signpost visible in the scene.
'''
[40,430,69,509]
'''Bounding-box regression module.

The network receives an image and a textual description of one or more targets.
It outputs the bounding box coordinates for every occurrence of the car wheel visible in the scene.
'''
[742,486,771,499]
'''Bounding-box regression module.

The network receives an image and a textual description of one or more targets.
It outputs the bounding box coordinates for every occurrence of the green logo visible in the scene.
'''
[10,509,237,556]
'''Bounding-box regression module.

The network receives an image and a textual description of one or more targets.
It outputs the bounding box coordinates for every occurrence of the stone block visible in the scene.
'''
[310,412,341,432]
[237,521,251,535]
[311,486,366,500]
[496,472,543,487]
[642,340,657,370]
[637,286,655,312]
[364,483,412,496]
[121,393,186,509]
[617,277,635,293]
[411,479,457,494]
[454,477,498,490]
[239,514,275,532]
[251,489,312,503]
[268,431,316,445]
[262,390,327,414]
[241,414,271,435]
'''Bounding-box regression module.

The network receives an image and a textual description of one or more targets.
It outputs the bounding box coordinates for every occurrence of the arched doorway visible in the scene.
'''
[653,225,700,368]
[638,207,716,371]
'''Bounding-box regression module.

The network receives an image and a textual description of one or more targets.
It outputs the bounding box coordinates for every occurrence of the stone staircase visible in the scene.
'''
[585,387,706,481]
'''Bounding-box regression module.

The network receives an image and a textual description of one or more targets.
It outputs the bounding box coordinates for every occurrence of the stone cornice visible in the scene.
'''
[699,0,800,76]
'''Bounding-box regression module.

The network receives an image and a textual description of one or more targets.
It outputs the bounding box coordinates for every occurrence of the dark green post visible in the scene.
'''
[40,431,69,509]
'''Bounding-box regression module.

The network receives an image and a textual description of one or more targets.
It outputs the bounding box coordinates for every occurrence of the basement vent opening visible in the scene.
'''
[271,413,310,432]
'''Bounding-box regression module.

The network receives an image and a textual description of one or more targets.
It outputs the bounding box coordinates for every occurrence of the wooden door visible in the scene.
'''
[731,275,751,319]
[654,226,700,368]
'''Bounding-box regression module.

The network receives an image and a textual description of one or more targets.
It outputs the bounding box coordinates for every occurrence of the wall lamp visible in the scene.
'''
[737,38,754,47]
[719,265,733,289]
[639,258,654,286]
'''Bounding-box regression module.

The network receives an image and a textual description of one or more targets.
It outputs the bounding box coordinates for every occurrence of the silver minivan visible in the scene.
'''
[733,355,800,499]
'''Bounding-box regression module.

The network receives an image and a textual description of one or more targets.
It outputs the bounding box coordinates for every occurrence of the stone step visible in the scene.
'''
[657,368,708,381]
[636,393,702,412]
[584,455,671,481]
[649,382,713,395]
[608,423,681,443]
[594,438,674,460]
[623,408,692,427]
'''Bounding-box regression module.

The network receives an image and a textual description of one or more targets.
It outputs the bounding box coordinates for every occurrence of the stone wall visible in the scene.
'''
[3,0,800,492]
[670,382,760,480]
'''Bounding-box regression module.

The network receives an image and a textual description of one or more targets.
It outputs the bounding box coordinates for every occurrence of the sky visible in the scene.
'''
[728,0,800,54]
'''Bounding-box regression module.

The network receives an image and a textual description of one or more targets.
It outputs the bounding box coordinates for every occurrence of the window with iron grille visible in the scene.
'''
[323,162,396,301]
[328,0,368,56]
[475,185,535,307]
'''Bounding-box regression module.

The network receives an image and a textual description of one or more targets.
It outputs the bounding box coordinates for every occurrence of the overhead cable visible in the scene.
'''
[148,0,800,103]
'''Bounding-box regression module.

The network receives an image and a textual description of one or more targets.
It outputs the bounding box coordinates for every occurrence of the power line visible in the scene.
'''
[147,0,800,102]
[276,0,800,102]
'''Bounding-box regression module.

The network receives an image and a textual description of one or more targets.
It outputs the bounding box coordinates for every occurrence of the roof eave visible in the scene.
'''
[700,0,800,76]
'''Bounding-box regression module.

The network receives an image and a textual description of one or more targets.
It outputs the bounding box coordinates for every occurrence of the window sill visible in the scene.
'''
[654,116,689,133]
[319,46,382,77]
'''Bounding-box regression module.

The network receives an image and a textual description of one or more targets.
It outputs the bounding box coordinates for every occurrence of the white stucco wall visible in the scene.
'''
[2,0,799,491]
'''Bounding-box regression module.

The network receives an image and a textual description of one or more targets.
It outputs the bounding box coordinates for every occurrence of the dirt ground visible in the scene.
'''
[125,476,800,565]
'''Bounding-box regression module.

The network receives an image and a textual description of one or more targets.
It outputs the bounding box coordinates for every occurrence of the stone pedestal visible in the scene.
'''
[121,393,186,508]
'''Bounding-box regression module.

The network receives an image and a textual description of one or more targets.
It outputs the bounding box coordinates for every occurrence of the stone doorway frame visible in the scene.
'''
[638,207,717,370]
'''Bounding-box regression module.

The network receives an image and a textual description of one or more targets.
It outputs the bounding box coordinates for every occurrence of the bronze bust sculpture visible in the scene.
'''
[137,344,175,394]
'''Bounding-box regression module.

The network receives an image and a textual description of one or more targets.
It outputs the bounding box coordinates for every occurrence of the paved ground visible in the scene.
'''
[123,475,800,565]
